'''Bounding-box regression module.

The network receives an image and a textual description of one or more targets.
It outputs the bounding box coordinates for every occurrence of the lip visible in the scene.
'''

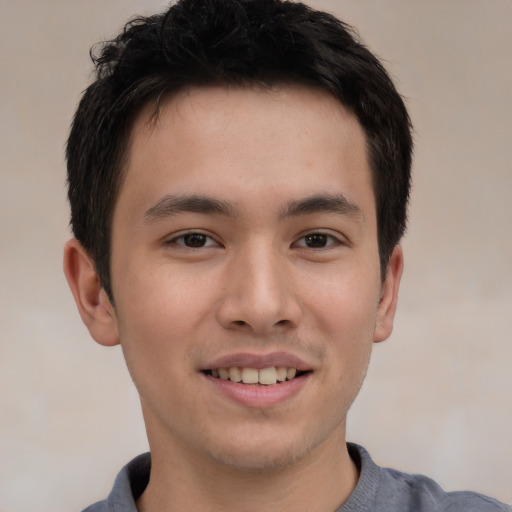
[203,371,310,408]
[203,351,312,371]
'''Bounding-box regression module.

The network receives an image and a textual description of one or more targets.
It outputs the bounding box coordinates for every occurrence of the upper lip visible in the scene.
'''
[203,351,312,371]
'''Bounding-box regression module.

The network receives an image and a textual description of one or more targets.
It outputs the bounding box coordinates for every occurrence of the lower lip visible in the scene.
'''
[203,373,310,408]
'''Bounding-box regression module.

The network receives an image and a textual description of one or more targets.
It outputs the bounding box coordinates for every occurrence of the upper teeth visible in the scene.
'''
[213,366,297,385]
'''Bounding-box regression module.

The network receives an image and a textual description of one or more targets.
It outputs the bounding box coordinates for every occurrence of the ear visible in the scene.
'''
[373,245,404,343]
[63,238,120,347]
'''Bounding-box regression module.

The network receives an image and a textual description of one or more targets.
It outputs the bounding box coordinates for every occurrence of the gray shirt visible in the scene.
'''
[82,444,511,511]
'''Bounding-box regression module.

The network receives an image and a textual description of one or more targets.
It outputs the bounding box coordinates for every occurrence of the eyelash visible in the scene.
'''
[167,232,220,248]
[293,231,342,249]
[167,230,343,250]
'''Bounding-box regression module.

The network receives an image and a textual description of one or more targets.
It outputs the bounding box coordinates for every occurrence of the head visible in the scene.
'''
[66,0,412,302]
[64,0,412,479]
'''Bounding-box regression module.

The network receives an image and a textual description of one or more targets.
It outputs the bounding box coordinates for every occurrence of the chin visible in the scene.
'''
[202,428,322,474]
[209,446,306,474]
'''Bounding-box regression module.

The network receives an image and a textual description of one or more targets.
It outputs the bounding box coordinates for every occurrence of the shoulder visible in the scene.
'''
[441,490,511,512]
[347,444,511,512]
[80,452,151,512]
[380,464,511,512]
[81,501,106,512]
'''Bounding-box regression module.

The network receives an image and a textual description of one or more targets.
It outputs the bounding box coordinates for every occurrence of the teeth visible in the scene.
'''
[211,366,302,385]
[229,367,242,382]
[259,367,277,385]
[276,366,287,381]
[241,367,259,384]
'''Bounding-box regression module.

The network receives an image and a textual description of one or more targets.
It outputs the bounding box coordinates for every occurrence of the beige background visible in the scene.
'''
[1,1,511,510]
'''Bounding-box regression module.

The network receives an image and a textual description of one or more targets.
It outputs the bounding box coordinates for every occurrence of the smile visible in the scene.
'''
[204,366,308,385]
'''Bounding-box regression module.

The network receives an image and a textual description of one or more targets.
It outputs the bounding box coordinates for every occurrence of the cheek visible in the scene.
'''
[305,267,380,338]
[302,266,379,383]
[116,260,217,333]
[113,275,205,418]
[112,264,218,382]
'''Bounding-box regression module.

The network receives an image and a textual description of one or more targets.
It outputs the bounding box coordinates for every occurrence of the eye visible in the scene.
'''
[294,232,340,249]
[169,232,219,248]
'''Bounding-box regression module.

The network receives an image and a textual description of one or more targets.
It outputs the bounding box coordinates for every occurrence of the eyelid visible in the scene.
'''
[166,230,222,248]
[292,230,346,248]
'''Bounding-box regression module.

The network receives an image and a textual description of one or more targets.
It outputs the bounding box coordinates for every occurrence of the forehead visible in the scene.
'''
[117,85,374,222]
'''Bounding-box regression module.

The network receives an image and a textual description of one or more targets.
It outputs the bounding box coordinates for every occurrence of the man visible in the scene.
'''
[63,0,510,510]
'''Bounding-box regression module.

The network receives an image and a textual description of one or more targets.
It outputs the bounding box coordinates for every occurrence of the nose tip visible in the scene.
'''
[229,317,294,333]
[216,253,301,334]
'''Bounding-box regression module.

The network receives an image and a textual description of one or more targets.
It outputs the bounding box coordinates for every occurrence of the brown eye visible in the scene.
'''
[304,233,328,248]
[182,234,208,247]
[170,232,219,248]
[293,232,340,249]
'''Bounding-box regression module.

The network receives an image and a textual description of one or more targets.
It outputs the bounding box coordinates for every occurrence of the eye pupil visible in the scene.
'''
[305,234,327,248]
[184,234,207,247]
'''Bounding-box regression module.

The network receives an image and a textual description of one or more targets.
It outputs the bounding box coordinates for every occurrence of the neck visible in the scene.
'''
[137,425,358,512]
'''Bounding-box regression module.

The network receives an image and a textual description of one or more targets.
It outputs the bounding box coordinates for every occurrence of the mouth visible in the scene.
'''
[201,354,313,407]
[203,366,311,385]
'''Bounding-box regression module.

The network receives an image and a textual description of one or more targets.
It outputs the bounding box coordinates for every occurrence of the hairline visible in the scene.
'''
[103,81,384,303]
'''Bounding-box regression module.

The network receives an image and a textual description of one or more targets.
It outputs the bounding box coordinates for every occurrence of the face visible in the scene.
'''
[87,86,401,471]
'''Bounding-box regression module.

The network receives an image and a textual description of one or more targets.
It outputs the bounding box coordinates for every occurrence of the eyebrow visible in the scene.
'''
[143,192,363,224]
[144,194,237,222]
[279,194,363,220]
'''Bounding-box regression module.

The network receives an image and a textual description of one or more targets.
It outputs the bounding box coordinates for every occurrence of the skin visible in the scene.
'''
[64,85,403,511]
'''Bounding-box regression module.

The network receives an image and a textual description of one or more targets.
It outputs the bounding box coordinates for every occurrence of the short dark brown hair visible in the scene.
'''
[66,0,413,300]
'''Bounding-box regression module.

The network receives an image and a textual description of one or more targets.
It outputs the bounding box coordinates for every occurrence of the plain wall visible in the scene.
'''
[1,1,511,510]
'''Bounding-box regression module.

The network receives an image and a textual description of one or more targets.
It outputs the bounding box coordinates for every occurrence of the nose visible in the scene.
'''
[216,244,302,335]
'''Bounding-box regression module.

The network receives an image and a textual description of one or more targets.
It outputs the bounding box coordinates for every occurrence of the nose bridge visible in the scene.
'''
[218,238,299,332]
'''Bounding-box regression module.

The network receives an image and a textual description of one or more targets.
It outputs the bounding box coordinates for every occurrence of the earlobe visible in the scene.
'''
[373,245,404,343]
[63,238,120,347]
